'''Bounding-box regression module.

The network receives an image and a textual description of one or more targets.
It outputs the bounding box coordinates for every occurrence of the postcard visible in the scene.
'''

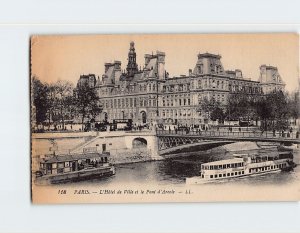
[31,34,300,203]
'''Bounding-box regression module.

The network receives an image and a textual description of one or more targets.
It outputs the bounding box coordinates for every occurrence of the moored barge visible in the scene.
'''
[34,151,115,185]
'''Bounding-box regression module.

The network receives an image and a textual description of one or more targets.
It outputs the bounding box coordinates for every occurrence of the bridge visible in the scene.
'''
[156,129,300,156]
[32,128,300,159]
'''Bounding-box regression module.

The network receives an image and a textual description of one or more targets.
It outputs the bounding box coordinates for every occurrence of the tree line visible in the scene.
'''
[31,76,102,131]
[199,90,299,131]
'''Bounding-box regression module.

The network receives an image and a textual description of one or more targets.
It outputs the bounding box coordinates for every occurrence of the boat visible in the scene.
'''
[186,150,296,185]
[34,150,115,185]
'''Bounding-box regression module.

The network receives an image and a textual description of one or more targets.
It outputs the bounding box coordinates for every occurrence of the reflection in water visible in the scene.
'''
[58,150,300,187]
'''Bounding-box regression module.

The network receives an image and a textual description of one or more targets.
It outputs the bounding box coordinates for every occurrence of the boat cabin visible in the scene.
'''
[233,151,293,163]
[201,158,244,171]
[39,152,111,176]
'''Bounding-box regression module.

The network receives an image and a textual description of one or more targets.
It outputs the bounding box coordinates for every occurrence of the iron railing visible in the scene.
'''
[156,129,300,141]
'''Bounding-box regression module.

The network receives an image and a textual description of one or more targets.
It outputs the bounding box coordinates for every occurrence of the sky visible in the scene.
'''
[31,34,299,92]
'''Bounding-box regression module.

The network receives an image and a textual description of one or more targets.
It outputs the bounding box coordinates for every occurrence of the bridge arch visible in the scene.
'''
[132,137,148,148]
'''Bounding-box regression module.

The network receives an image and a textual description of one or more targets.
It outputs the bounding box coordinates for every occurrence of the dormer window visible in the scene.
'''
[198,64,203,74]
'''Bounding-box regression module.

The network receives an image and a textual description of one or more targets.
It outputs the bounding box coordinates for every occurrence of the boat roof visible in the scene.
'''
[203,158,244,166]
[233,151,281,157]
[42,152,109,164]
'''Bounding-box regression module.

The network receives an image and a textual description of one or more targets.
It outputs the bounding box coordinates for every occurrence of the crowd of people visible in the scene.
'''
[33,120,300,139]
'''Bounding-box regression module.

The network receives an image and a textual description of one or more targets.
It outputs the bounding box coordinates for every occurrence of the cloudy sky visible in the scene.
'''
[31,34,299,92]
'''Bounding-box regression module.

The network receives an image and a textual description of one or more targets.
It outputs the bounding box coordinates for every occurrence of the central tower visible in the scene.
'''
[126,41,139,77]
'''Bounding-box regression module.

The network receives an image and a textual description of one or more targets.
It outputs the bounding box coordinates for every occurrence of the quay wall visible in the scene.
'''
[31,130,162,166]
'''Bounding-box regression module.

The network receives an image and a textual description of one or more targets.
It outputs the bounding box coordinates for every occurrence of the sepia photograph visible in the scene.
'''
[30,34,300,203]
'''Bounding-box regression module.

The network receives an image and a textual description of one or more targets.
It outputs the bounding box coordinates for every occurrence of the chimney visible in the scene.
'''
[144,54,152,67]
[104,63,112,73]
[114,61,121,71]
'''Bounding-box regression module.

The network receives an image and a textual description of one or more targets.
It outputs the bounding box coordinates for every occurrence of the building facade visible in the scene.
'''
[77,42,285,126]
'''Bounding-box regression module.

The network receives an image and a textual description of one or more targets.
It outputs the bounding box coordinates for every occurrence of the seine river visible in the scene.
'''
[60,149,300,187]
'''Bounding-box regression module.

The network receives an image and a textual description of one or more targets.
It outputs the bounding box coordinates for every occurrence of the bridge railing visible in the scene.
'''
[156,129,300,140]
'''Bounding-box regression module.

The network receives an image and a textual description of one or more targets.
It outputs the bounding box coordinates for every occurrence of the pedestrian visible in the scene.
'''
[296,131,299,139]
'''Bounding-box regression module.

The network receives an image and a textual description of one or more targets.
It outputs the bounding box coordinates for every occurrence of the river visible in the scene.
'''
[57,149,300,187]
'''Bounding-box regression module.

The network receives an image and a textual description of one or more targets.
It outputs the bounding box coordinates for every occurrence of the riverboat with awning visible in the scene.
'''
[35,151,115,185]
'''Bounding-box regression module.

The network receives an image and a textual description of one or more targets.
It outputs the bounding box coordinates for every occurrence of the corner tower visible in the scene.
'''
[259,65,285,94]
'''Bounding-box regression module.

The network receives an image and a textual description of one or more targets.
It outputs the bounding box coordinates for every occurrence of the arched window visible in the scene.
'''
[104,112,108,122]
[141,111,147,123]
[198,80,202,89]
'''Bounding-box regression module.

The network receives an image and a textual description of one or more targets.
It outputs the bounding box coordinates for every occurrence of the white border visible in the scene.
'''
[1,1,300,232]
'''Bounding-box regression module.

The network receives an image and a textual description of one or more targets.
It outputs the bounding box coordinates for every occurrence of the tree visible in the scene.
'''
[31,76,49,126]
[53,80,74,130]
[287,91,300,125]
[211,106,225,122]
[226,93,251,120]
[255,97,271,128]
[74,82,102,130]
[255,90,289,130]
[200,97,224,122]
[45,83,57,129]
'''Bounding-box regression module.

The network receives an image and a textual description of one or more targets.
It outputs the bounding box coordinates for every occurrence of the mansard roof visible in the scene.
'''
[259,64,285,85]
[198,52,221,59]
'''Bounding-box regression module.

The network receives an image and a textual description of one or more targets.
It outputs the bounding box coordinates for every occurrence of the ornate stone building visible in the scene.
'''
[77,42,285,125]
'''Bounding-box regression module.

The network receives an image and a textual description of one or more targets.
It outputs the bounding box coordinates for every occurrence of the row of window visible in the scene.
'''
[197,64,223,75]
[202,162,244,170]
[102,97,157,109]
[206,171,245,179]
[197,79,226,90]
[162,109,193,118]
[249,163,286,173]
[163,84,190,92]
[100,83,159,96]
[162,98,191,107]
[198,94,226,104]
[229,84,262,94]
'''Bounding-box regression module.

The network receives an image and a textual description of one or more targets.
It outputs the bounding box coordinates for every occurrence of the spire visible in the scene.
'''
[126,41,138,77]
